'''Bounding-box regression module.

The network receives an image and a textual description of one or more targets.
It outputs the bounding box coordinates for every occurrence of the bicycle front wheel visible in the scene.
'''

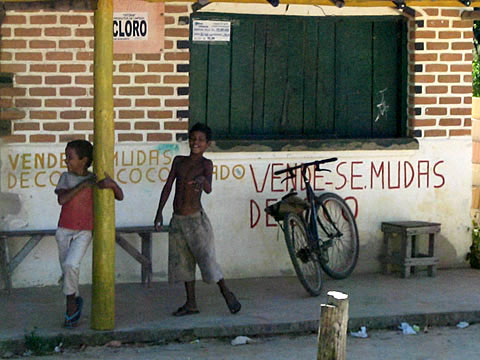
[315,193,359,279]
[283,212,322,296]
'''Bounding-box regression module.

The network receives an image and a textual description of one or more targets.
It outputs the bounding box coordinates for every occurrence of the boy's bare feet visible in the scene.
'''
[172,304,200,316]
[217,279,241,314]
[223,291,241,314]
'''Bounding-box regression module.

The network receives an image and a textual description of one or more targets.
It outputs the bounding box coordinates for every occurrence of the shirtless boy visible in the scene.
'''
[154,123,241,316]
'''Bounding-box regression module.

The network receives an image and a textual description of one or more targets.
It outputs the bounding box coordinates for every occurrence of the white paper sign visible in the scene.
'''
[192,20,231,42]
[114,12,148,40]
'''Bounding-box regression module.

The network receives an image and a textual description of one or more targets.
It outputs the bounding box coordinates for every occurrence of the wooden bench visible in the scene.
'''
[381,221,440,278]
[0,226,168,292]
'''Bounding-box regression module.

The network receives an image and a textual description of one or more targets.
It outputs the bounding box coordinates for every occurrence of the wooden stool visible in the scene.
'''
[381,221,440,278]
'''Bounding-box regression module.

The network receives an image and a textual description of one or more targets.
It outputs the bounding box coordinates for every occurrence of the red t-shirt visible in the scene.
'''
[56,172,94,231]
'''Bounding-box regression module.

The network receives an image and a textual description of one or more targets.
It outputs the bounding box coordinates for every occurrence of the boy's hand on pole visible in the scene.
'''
[96,171,124,200]
[96,171,113,189]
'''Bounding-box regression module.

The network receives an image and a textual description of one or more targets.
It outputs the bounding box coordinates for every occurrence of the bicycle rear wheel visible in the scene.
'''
[315,193,359,279]
[283,212,322,296]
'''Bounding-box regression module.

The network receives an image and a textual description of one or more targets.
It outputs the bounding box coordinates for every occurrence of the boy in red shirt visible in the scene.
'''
[55,140,123,327]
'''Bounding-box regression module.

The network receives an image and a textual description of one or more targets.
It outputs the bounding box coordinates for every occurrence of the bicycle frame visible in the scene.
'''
[302,167,321,251]
[273,157,360,289]
[276,158,343,253]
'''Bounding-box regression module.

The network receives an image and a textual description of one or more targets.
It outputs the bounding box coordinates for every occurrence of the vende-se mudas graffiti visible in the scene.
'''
[248,160,446,228]
[249,160,445,193]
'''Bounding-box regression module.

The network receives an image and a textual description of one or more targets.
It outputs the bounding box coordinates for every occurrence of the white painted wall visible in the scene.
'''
[0,138,472,288]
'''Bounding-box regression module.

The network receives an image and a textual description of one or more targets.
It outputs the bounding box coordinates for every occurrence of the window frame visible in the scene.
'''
[189,13,410,147]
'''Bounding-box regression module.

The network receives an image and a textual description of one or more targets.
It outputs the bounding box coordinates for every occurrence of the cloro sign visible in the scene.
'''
[113,0,164,54]
[114,13,148,40]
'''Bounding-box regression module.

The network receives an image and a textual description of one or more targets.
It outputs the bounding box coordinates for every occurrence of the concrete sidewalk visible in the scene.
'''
[1,268,480,351]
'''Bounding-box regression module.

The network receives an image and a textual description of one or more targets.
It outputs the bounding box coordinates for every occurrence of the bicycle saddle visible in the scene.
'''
[281,191,298,200]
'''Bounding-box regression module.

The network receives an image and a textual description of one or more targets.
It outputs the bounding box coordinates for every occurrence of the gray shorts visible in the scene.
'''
[168,210,223,284]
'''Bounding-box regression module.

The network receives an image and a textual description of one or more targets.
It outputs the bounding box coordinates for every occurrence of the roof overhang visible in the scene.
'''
[0,0,478,6]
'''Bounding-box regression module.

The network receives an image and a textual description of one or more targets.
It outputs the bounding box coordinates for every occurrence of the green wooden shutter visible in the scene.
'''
[190,13,407,140]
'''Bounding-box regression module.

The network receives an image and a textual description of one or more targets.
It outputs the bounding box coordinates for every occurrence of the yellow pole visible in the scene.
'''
[91,0,115,330]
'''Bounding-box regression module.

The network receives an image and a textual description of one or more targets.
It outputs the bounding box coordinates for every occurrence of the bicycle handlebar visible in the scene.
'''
[274,157,338,176]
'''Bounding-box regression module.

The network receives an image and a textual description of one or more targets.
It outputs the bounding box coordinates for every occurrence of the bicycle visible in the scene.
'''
[265,158,359,296]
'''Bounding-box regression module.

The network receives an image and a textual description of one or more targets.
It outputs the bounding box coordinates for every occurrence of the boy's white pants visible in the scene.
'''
[55,227,92,296]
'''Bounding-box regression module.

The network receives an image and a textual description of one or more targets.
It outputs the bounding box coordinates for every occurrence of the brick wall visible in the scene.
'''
[408,8,473,138]
[0,3,191,144]
[0,5,474,144]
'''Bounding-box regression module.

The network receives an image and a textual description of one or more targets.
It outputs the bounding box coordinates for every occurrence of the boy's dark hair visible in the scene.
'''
[66,140,93,168]
[189,122,212,142]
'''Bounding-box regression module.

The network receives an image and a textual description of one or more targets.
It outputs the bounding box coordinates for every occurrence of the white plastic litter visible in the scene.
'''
[105,340,122,347]
[23,350,33,357]
[350,326,368,338]
[231,336,253,346]
[456,321,469,329]
[54,342,63,353]
[399,322,417,335]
